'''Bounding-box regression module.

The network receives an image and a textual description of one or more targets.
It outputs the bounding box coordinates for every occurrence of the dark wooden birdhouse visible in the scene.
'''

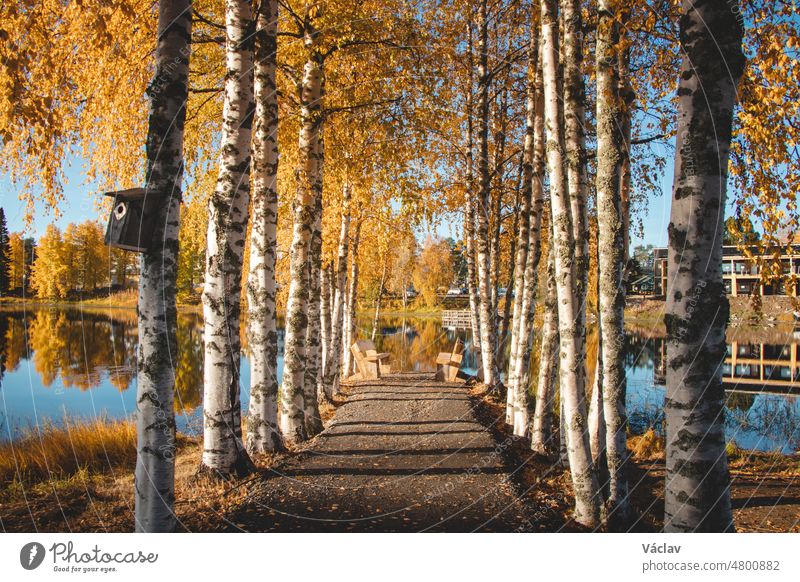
[103,188,160,252]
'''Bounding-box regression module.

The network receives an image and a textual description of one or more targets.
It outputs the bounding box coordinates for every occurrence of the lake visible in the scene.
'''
[1,307,798,453]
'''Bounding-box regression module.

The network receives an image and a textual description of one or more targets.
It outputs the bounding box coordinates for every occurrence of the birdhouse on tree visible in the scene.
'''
[103,188,160,252]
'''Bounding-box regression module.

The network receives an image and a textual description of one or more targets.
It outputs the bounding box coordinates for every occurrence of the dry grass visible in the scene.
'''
[0,421,288,531]
[627,431,800,476]
[727,443,800,475]
[81,289,138,308]
[629,429,666,460]
[0,418,138,490]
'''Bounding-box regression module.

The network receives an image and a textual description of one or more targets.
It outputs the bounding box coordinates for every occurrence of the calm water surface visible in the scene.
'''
[0,307,798,453]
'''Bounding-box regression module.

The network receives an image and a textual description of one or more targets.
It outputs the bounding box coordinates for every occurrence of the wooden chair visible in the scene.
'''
[350,339,391,380]
[436,338,465,382]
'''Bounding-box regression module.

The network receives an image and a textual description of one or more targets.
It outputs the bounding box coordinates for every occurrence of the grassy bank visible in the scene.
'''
[624,295,799,331]
[5,291,796,324]
[0,395,342,532]
[0,419,137,490]
[624,298,667,329]
[0,290,202,311]
[0,420,268,532]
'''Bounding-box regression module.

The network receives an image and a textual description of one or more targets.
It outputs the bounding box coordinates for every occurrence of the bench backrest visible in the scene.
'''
[351,341,369,372]
[356,339,380,358]
[451,338,464,358]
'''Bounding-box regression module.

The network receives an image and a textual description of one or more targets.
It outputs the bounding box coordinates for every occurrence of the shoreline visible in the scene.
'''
[2,296,798,346]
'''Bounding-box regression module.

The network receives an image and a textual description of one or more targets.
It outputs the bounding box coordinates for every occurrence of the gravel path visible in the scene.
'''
[229,373,543,532]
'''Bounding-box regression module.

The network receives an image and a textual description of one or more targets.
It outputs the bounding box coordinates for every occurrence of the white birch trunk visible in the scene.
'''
[489,90,507,326]
[281,180,311,443]
[464,20,482,348]
[341,222,361,379]
[324,182,350,395]
[664,0,743,533]
[595,0,630,524]
[465,202,482,347]
[328,264,335,330]
[506,23,539,426]
[511,56,546,438]
[474,0,499,390]
[134,0,191,533]
[280,50,323,444]
[587,354,605,465]
[341,285,350,374]
[320,263,332,379]
[530,245,558,456]
[541,0,601,527]
[246,0,282,455]
[201,0,255,476]
[561,0,590,454]
[558,398,569,468]
[303,179,324,437]
[499,201,517,376]
[371,260,387,341]
[303,96,325,434]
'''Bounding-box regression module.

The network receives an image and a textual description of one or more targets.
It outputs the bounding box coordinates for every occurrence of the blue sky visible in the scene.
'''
[0,155,102,238]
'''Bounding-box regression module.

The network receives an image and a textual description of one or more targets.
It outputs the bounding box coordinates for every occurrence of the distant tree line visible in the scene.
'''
[0,208,36,297]
[0,212,136,300]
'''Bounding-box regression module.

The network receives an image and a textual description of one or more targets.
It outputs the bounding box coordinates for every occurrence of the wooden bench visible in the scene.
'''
[436,338,464,382]
[350,339,392,380]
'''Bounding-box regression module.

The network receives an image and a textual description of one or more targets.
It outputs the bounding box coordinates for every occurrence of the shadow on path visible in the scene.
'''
[228,374,549,532]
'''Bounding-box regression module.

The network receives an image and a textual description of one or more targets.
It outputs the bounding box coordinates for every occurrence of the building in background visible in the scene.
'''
[652,244,800,298]
[652,336,800,393]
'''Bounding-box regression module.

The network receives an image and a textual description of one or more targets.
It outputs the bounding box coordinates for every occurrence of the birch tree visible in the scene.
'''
[304,53,326,432]
[280,41,323,443]
[323,181,351,396]
[320,263,332,377]
[506,19,539,428]
[664,0,744,533]
[595,0,630,525]
[133,0,191,533]
[511,45,546,438]
[506,83,536,425]
[371,258,388,340]
[530,245,558,456]
[304,182,325,436]
[541,0,601,527]
[201,0,255,476]
[246,0,282,455]
[341,219,362,379]
[561,0,589,398]
[464,19,482,349]
[488,87,508,322]
[473,0,500,390]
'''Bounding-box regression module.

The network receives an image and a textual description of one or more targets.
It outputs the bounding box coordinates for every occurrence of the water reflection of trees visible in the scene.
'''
[2,313,30,374]
[174,315,203,411]
[624,333,655,373]
[2,309,798,453]
[28,310,114,389]
[362,315,479,373]
[0,309,203,411]
[107,314,136,391]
